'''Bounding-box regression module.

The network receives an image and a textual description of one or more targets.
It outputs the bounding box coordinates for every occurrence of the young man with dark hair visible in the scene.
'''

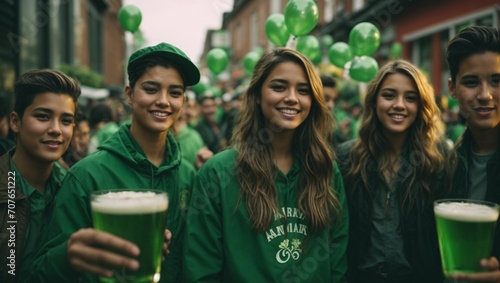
[447,25,500,282]
[0,69,80,282]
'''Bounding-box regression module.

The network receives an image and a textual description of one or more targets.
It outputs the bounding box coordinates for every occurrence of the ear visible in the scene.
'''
[448,78,457,99]
[125,86,133,105]
[10,112,20,133]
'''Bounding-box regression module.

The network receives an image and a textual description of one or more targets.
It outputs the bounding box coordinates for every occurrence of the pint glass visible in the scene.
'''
[91,189,168,283]
[434,199,499,277]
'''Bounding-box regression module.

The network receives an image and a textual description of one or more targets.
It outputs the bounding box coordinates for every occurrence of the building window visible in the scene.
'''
[88,3,102,73]
[51,0,73,68]
[413,35,432,80]
[18,0,48,73]
[324,0,334,22]
[440,30,450,95]
[352,0,364,12]
[235,22,242,53]
[405,8,498,96]
[250,11,258,50]
[0,0,17,91]
[270,0,281,14]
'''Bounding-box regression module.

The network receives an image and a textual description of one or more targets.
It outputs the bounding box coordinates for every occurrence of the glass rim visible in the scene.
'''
[91,188,167,196]
[434,198,500,209]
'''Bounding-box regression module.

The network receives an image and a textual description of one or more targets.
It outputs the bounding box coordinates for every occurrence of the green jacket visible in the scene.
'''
[177,125,205,167]
[0,150,65,283]
[183,149,348,283]
[28,123,195,283]
[88,122,120,153]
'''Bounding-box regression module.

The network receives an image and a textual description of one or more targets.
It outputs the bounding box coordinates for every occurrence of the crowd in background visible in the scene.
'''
[0,68,463,164]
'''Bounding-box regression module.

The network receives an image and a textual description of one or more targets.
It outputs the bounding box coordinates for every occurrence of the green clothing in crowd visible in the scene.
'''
[0,150,66,283]
[182,148,349,283]
[176,126,205,166]
[87,122,120,153]
[28,122,195,283]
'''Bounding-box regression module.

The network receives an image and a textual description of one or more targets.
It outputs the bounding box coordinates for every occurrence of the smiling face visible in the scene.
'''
[126,66,185,135]
[376,73,419,139]
[259,61,312,132]
[10,92,75,163]
[449,51,500,131]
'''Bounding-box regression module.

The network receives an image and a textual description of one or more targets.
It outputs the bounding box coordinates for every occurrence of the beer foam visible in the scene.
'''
[91,191,168,214]
[434,202,499,222]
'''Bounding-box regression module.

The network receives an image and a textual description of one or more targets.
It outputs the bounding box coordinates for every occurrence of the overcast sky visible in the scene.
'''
[123,0,234,63]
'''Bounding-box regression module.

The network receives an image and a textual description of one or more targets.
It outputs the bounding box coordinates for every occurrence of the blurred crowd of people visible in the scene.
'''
[0,67,467,171]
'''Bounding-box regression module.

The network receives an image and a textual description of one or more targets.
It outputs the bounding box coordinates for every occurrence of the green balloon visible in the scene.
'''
[243,51,261,75]
[321,35,334,47]
[349,56,379,83]
[328,42,354,68]
[118,5,142,33]
[296,35,321,64]
[206,48,229,75]
[348,22,381,56]
[265,14,290,46]
[284,0,319,37]
[390,42,402,59]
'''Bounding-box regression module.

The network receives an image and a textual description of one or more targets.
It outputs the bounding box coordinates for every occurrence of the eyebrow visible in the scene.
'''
[269,78,310,87]
[141,81,161,87]
[460,73,500,80]
[33,107,75,117]
[380,87,418,95]
[141,81,185,90]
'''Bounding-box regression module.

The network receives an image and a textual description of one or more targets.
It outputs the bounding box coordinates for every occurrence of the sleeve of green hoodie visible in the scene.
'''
[331,163,349,283]
[182,159,224,283]
[26,171,98,282]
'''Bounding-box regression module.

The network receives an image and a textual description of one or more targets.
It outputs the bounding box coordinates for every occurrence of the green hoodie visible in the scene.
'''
[183,149,348,283]
[28,123,195,283]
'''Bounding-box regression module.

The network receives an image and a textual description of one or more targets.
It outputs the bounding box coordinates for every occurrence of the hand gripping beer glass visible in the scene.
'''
[434,199,499,278]
[91,189,168,283]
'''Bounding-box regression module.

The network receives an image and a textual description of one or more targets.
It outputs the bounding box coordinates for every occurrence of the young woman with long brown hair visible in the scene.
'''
[183,48,348,282]
[337,59,450,283]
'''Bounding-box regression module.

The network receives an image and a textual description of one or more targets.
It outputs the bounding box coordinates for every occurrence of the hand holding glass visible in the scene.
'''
[91,190,168,283]
[434,199,499,278]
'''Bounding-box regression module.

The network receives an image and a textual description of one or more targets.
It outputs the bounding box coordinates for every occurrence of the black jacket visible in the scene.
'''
[337,140,448,283]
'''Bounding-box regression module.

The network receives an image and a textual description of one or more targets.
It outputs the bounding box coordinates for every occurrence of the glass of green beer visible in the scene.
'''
[434,199,499,278]
[91,189,168,283]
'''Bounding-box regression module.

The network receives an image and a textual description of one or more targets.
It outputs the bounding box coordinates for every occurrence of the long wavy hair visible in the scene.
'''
[231,48,341,233]
[345,60,446,211]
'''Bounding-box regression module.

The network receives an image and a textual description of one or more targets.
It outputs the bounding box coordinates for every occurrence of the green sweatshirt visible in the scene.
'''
[182,149,348,283]
[28,123,195,283]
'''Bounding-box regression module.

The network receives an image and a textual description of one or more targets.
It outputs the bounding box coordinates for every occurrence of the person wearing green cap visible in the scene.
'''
[28,42,200,283]
[182,48,348,282]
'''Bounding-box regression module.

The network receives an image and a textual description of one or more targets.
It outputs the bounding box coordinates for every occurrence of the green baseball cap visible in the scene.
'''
[128,42,200,86]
